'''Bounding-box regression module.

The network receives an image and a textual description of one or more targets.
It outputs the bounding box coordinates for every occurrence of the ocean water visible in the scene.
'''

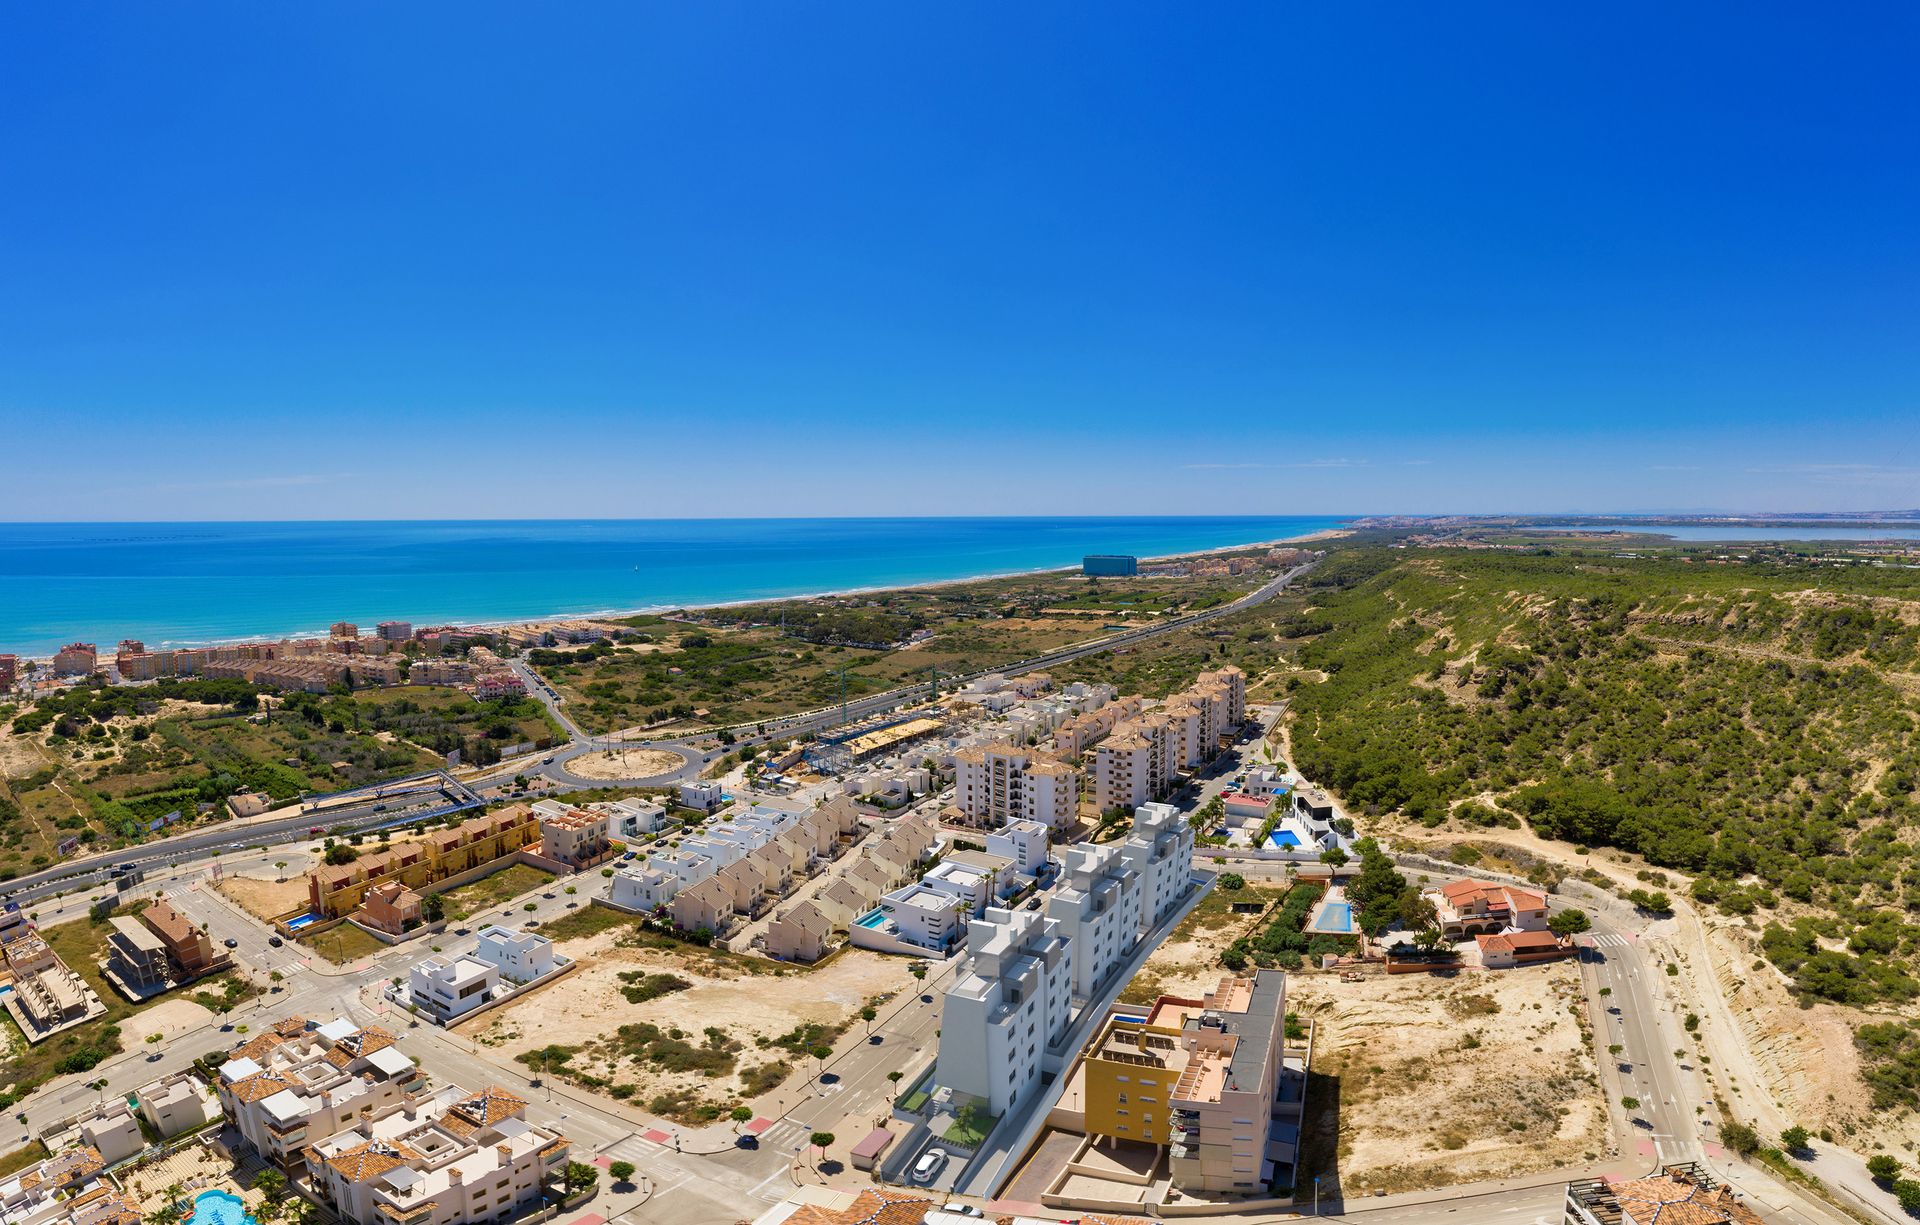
[0,516,1346,657]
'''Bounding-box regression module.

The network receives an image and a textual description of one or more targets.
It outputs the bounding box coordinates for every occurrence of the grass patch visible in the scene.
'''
[0,1141,48,1178]
[299,922,388,964]
[739,1061,792,1096]
[436,863,556,920]
[540,904,645,943]
[616,972,692,1005]
[941,1109,998,1147]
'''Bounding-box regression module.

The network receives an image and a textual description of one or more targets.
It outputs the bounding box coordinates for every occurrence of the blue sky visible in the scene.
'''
[2,4,1916,519]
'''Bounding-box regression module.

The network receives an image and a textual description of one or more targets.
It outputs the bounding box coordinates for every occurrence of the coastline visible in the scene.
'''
[8,527,1347,665]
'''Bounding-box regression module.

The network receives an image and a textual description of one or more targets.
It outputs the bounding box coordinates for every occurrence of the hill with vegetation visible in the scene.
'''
[1280,546,1920,1107]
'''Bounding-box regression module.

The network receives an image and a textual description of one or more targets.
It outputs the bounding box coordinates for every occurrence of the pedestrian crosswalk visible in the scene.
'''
[599,1134,661,1164]
[1588,933,1631,949]
[756,1120,811,1152]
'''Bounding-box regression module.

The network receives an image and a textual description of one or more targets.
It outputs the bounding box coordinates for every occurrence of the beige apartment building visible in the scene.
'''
[951,742,1080,831]
[305,1084,569,1225]
[1053,696,1145,758]
[1092,715,1177,814]
[536,806,612,869]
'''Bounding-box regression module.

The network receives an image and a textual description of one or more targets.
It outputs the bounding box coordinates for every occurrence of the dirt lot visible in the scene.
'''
[563,747,685,780]
[215,873,311,923]
[1298,960,1605,1196]
[465,930,905,1120]
[1119,880,1290,1004]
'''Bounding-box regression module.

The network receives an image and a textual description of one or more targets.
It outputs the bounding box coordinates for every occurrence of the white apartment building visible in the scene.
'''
[608,864,680,912]
[597,797,668,839]
[408,956,498,1025]
[217,1016,424,1172]
[1123,802,1195,936]
[951,742,1081,831]
[986,819,1051,878]
[678,780,724,811]
[919,860,997,915]
[471,926,555,984]
[1046,842,1142,999]
[306,1083,569,1225]
[936,906,1075,1117]
[136,1072,221,1140]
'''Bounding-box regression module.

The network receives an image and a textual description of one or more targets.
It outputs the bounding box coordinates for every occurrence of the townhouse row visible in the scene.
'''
[607,795,870,937]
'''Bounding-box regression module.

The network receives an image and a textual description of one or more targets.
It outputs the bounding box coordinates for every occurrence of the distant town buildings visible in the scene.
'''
[377,620,413,641]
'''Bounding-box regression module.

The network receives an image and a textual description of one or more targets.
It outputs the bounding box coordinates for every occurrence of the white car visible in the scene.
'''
[911,1148,948,1184]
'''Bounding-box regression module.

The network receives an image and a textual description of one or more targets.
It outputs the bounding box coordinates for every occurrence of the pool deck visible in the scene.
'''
[1304,886,1356,935]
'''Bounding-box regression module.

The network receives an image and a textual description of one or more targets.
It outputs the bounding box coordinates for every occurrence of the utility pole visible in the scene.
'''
[835,667,850,727]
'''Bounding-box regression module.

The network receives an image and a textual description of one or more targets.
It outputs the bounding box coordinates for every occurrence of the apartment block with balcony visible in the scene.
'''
[936,906,1075,1117]
[1122,802,1195,938]
[304,1084,569,1225]
[951,742,1081,831]
[1163,971,1291,1194]
[1047,842,1142,999]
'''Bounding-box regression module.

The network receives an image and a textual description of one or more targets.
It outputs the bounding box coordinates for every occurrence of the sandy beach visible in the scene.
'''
[13,526,1346,665]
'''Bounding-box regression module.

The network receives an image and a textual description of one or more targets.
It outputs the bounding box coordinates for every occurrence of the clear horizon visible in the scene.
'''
[3,5,1916,518]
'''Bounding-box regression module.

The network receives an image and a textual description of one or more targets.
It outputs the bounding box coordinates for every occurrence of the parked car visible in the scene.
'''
[267,935,284,947]
[224,937,239,949]
[911,1149,948,1184]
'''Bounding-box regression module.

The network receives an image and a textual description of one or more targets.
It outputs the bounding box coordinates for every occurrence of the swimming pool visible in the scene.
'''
[187,1190,255,1225]
[1264,831,1303,850]
[284,913,320,932]
[1321,902,1353,933]
[854,910,890,929]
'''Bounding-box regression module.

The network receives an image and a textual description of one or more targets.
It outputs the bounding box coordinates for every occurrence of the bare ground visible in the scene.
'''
[464,932,908,1116]
[1300,962,1606,1195]
[214,874,311,923]
[563,747,685,780]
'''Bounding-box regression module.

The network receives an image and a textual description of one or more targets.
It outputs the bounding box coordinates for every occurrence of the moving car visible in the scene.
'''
[224,937,239,949]
[911,1148,948,1184]
[267,935,283,947]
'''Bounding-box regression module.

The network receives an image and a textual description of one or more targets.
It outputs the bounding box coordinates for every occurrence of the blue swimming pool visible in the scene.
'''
[1321,902,1353,933]
[284,913,320,931]
[187,1190,255,1225]
[854,910,889,929]
[1264,830,1303,850]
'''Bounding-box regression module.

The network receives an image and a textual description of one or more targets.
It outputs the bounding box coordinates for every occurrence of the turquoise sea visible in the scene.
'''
[0,517,1347,657]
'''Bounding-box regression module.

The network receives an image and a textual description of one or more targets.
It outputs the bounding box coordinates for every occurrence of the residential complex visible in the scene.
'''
[1423,878,1550,940]
[307,805,541,919]
[1046,842,1141,999]
[305,1084,569,1225]
[407,927,565,1024]
[217,1016,425,1171]
[1072,972,1297,1195]
[1123,801,1196,936]
[105,898,230,997]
